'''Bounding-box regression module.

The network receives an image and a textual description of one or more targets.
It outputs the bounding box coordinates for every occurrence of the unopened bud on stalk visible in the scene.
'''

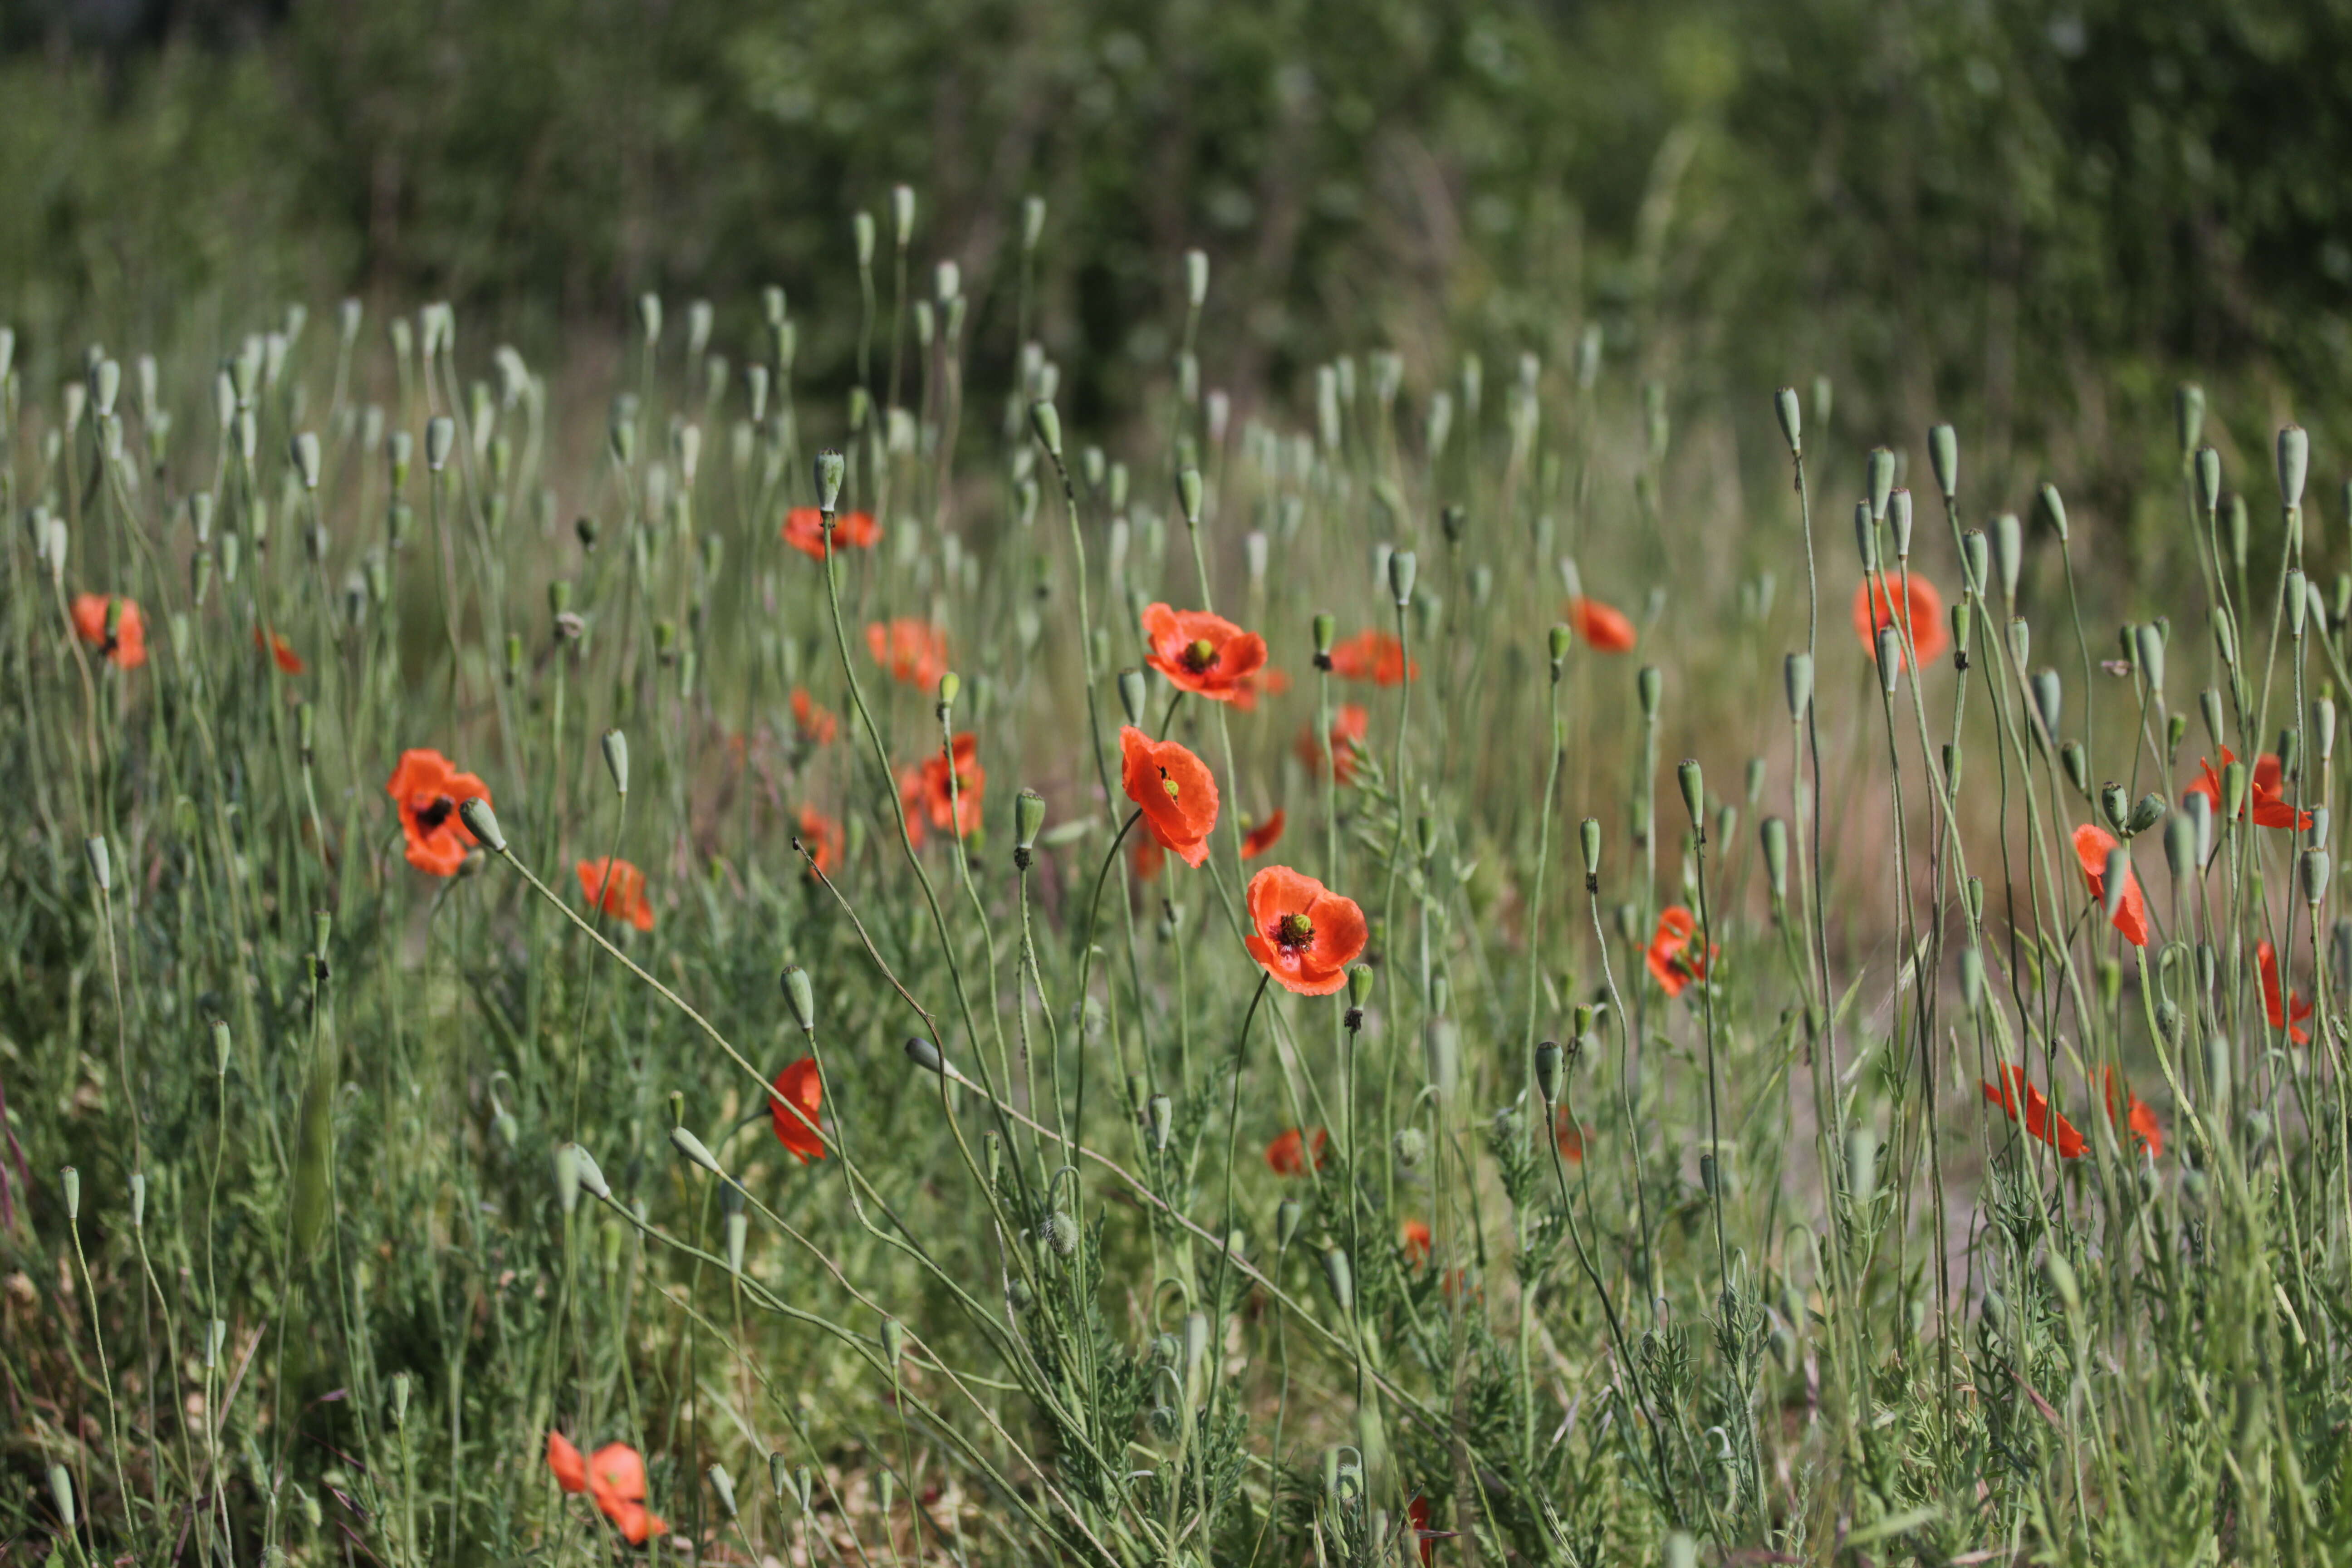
[1175,466,1204,528]
[1117,668,1148,727]
[85,835,111,892]
[2221,759,2249,819]
[1637,666,1662,722]
[1013,789,1047,867]
[781,965,816,1032]
[1676,760,1705,832]
[1028,401,1063,458]
[49,1464,74,1533]
[1147,1093,1173,1152]
[2038,482,2069,543]
[426,416,455,471]
[1276,1198,1304,1249]
[1770,387,1802,457]
[905,1037,946,1076]
[1889,489,1913,558]
[212,1018,231,1075]
[2195,446,2221,512]
[2134,622,2166,692]
[1323,1248,1354,1313]
[2280,425,2310,510]
[1994,513,2023,601]
[2165,812,2197,880]
[1942,742,1962,799]
[1852,501,1877,570]
[669,1126,721,1175]
[2211,606,2238,668]
[2198,688,2226,750]
[570,1143,611,1199]
[1948,601,1972,666]
[2317,699,2337,764]
[1784,652,1813,719]
[1548,622,1571,677]
[2059,739,2089,796]
[594,728,628,797]
[1928,424,1958,500]
[1761,818,1789,905]
[1961,529,1989,596]
[457,797,505,853]
[1876,628,1901,692]
[1866,447,1895,521]
[61,1165,79,1222]
[1846,1127,1877,1204]
[890,184,916,245]
[814,449,845,510]
[708,1464,739,1520]
[1388,549,1417,606]
[2100,781,2129,835]
[1579,818,1602,884]
[2303,849,2330,905]
[2101,846,2132,920]
[2226,493,2249,572]
[2030,669,2063,736]
[1959,946,1984,1014]
[2129,793,2166,835]
[2176,384,2205,456]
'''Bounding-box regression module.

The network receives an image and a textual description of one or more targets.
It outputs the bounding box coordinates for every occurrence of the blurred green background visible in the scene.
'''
[5,0,2350,454]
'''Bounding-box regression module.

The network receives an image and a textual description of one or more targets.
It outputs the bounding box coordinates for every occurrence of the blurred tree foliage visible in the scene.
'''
[4,0,2352,447]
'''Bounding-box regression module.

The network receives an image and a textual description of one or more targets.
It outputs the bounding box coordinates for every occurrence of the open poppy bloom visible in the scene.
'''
[1297,704,1371,784]
[1400,1218,1433,1266]
[1245,866,1368,995]
[1230,666,1292,711]
[1140,603,1268,703]
[770,1056,826,1162]
[71,593,147,669]
[1645,906,1715,997]
[1241,810,1285,860]
[584,1441,667,1545]
[577,857,655,931]
[1265,1127,1329,1175]
[2185,747,2311,830]
[2259,939,2312,1044]
[547,1430,589,1493]
[386,748,493,876]
[797,805,843,876]
[1119,725,1219,869]
[254,627,304,674]
[899,733,984,847]
[865,619,949,689]
[1328,629,1418,685]
[1852,575,1949,670]
[2072,824,2149,946]
[791,686,839,745]
[1566,596,1636,653]
[1981,1063,2086,1158]
[1554,1110,1588,1163]
[782,506,881,559]
[2102,1068,2163,1158]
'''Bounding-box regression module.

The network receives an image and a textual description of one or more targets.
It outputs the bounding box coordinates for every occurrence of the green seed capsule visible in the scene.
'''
[2130,793,2167,835]
[2303,849,2329,905]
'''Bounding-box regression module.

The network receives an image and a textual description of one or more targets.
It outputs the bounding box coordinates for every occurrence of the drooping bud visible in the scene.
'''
[669,1126,722,1175]
[1773,387,1802,457]
[1117,667,1148,727]
[2060,739,2090,797]
[457,797,505,853]
[1028,401,1063,459]
[2038,482,2068,543]
[569,1143,611,1200]
[782,965,816,1031]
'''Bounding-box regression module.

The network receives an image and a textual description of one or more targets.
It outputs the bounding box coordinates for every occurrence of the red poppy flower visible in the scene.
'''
[770,1057,826,1162]
[2259,939,2312,1044]
[1329,630,1418,685]
[71,593,147,669]
[1296,704,1372,784]
[1245,866,1368,995]
[782,506,881,560]
[2072,824,2149,946]
[1644,906,1715,997]
[797,805,843,876]
[585,1442,667,1545]
[254,627,304,674]
[1400,1218,1433,1267]
[2186,747,2310,829]
[1119,725,1220,870]
[386,748,492,877]
[1230,666,1292,711]
[1852,575,1949,670]
[1406,1495,1439,1567]
[1264,1127,1329,1176]
[1566,596,1636,653]
[1140,603,1268,703]
[791,686,838,745]
[547,1431,589,1493]
[1241,810,1286,860]
[577,857,655,931]
[865,619,949,690]
[1554,1111,1588,1163]
[1981,1063,2086,1158]
[898,733,984,847]
[2102,1068,2163,1159]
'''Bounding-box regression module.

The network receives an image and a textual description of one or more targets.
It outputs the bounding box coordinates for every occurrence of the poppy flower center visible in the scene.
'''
[1159,767,1181,802]
[1276,911,1315,948]
[416,795,456,832]
[1181,637,1220,672]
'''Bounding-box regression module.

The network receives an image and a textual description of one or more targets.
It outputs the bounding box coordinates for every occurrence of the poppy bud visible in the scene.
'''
[50,1464,74,1533]
[2038,482,2068,543]
[1961,529,1989,596]
[1029,401,1063,459]
[1948,600,1972,666]
[2303,849,2330,905]
[1440,504,1466,545]
[2187,446,2222,518]
[2030,668,2063,737]
[1876,628,1901,692]
[1676,760,1705,832]
[61,1165,79,1223]
[84,834,111,892]
[2101,846,2131,921]
[457,797,505,853]
[1535,1040,1563,1103]
[905,1037,946,1076]
[2045,1251,2081,1314]
[1394,1126,1427,1169]
[1147,1093,1173,1152]
[1852,501,1877,571]
[887,183,916,245]
[1959,945,1984,1014]
[1040,1212,1078,1257]
[1637,666,1662,722]
[1866,447,1895,521]
[1845,1126,1876,1205]
[1986,514,2021,604]
[669,1126,722,1175]
[2219,758,2249,820]
[2129,793,2166,835]
[1019,193,1048,253]
[1176,466,1204,528]
[936,671,960,718]
[1388,549,1417,606]
[708,1465,739,1520]
[1889,489,1913,559]
[1760,817,1789,906]
[1118,667,1148,727]
[2195,688,2226,752]
[426,416,455,472]
[1928,424,1958,500]
[2166,712,2187,754]
[1276,1198,1304,1250]
[2164,811,2197,881]
[2279,425,2309,510]
[2225,492,2249,573]
[637,292,663,345]
[1579,817,1602,882]
[1323,1247,1354,1313]
[1773,387,1801,457]
[2317,699,2338,765]
[880,1315,906,1372]
[212,1018,231,1076]
[813,448,845,512]
[2134,623,2165,692]
[2100,781,2129,835]
[569,1143,611,1200]
[2060,739,2089,797]
[2174,383,2205,457]
[1784,652,1813,720]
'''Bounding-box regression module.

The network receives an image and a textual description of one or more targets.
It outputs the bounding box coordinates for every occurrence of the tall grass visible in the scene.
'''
[5,202,2352,1568]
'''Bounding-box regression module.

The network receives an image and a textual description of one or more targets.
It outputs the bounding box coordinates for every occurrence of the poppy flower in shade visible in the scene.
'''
[790,686,839,745]
[71,593,147,669]
[2102,1068,2163,1159]
[1644,907,1715,998]
[547,1431,589,1493]
[577,858,655,931]
[897,733,985,848]
[1241,810,1286,860]
[2072,824,2150,946]
[254,627,304,674]
[1405,1495,1440,1567]
[1400,1218,1433,1267]
[1980,1063,2086,1158]
[1566,596,1636,653]
[585,1442,668,1546]
[782,506,881,560]
[2185,747,2310,830]
[1119,725,1220,869]
[1296,704,1372,784]
[1264,1127,1329,1176]
[1851,575,1949,670]
[1245,866,1369,995]
[770,1057,826,1162]
[797,805,843,877]
[865,619,949,690]
[1230,666,1292,711]
[386,748,492,877]
[1553,1110,1589,1163]
[1328,630,1419,685]
[2258,939,2313,1044]
[1140,603,1268,702]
